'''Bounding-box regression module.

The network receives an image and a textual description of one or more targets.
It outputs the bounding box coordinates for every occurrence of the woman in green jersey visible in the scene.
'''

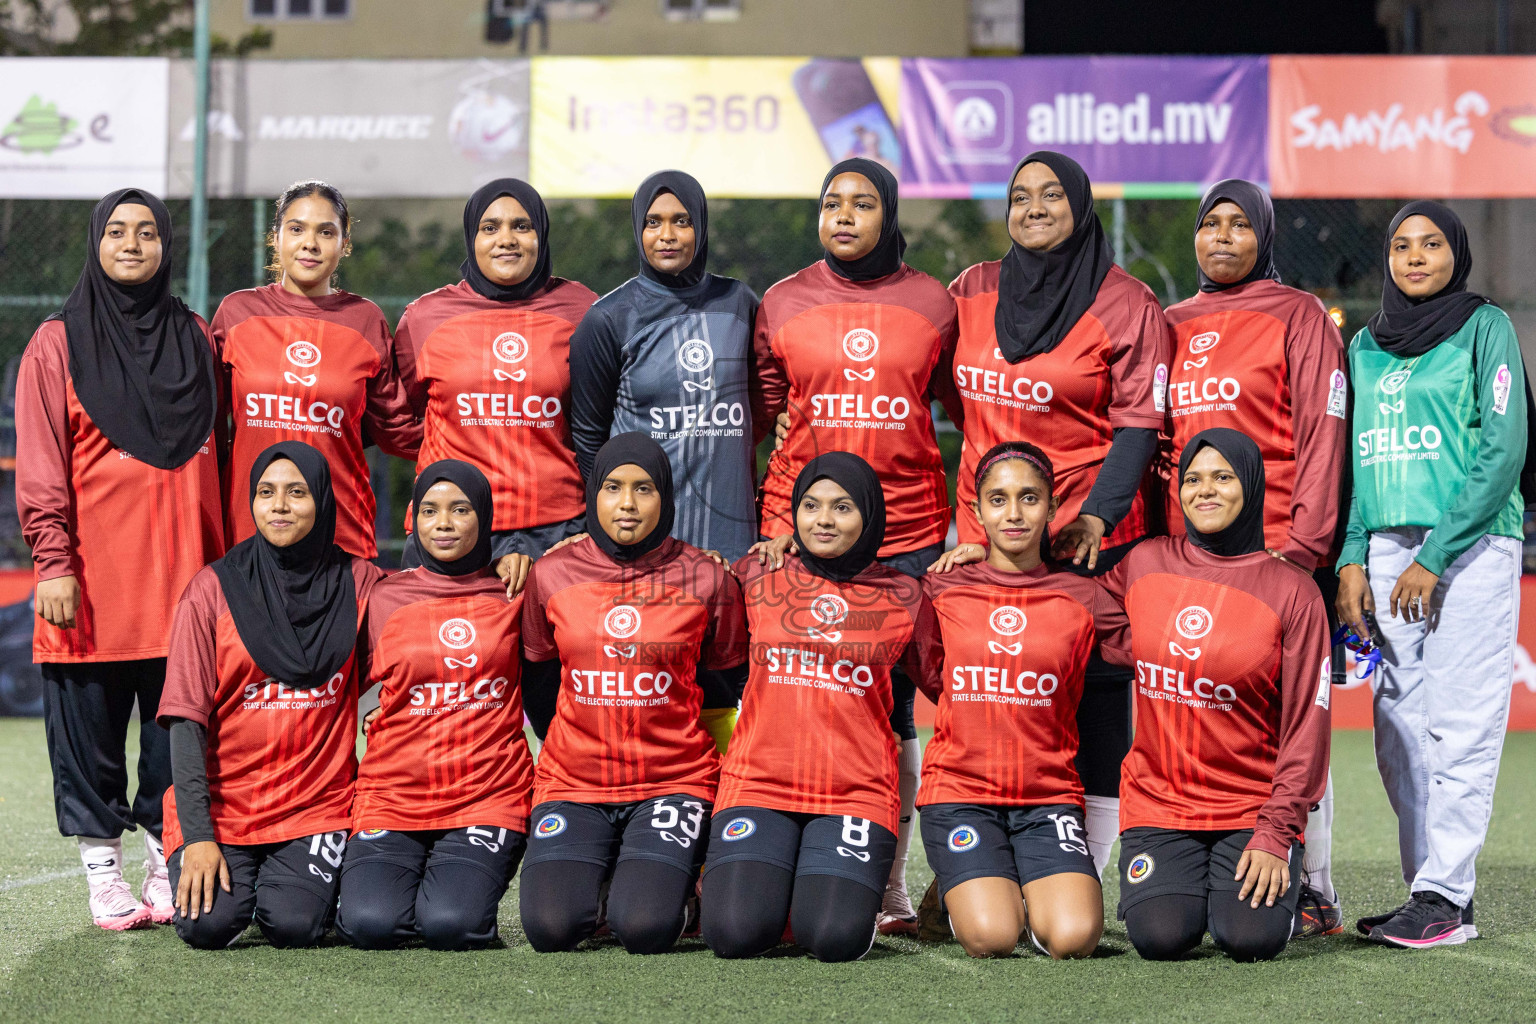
[1336,201,1527,950]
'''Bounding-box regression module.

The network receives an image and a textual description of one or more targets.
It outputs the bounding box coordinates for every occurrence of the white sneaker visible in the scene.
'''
[89,877,153,931]
[141,834,175,925]
[876,879,918,937]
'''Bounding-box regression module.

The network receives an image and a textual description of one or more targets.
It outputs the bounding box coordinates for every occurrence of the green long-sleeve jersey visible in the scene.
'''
[1340,303,1527,576]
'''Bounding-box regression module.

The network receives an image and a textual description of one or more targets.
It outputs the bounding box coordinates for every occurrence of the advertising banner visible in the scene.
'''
[900,57,1268,198]
[167,59,530,198]
[529,57,901,198]
[0,58,169,198]
[1269,56,1536,198]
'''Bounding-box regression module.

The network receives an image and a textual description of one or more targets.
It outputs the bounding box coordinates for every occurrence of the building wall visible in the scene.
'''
[213,0,971,59]
[1377,0,1536,54]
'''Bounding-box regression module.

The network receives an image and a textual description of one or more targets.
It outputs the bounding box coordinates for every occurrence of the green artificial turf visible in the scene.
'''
[3,720,1536,1024]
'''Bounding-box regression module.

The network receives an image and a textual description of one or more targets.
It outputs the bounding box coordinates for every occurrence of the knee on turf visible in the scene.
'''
[1028,913,1102,960]
[950,912,1023,959]
[702,909,781,959]
[797,917,876,963]
[1124,900,1205,962]
[416,900,494,952]
[175,908,250,950]
[607,902,684,955]
[255,903,330,948]
[520,901,593,952]
[337,900,409,950]
[1208,907,1289,963]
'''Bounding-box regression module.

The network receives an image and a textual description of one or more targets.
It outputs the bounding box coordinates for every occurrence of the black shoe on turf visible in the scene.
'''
[1292,884,1343,938]
[1463,897,1478,940]
[1355,900,1409,936]
[1367,891,1466,949]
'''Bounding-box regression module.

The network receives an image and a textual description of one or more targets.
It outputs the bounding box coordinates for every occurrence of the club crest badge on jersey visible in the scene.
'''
[1127,853,1154,884]
[1188,331,1220,355]
[491,331,529,382]
[721,817,756,842]
[1168,605,1212,660]
[678,338,714,374]
[439,618,476,650]
[947,825,980,853]
[534,813,567,839]
[842,328,879,362]
[987,605,1027,655]
[807,592,850,642]
[604,604,642,640]
[283,339,320,387]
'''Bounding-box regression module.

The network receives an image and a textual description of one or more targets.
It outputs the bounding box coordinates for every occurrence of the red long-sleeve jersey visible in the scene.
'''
[522,537,747,807]
[1162,280,1348,570]
[918,562,1128,809]
[1098,536,1331,858]
[755,262,961,557]
[352,567,533,834]
[156,559,383,855]
[15,320,225,663]
[948,262,1171,548]
[717,555,940,834]
[393,279,596,533]
[213,284,421,558]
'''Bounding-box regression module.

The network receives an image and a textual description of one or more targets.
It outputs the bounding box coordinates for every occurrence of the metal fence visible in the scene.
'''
[0,195,1490,566]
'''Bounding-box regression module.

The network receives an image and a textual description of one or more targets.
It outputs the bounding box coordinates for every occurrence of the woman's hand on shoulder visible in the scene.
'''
[928,544,986,574]
[747,534,796,571]
[495,553,532,598]
[1051,514,1107,570]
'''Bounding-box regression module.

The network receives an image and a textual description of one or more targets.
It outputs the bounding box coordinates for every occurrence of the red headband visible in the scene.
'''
[977,450,1053,489]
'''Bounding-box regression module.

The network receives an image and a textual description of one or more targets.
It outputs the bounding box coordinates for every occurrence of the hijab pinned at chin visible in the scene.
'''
[586,432,676,563]
[633,170,709,289]
[791,451,886,583]
[214,441,358,688]
[1178,427,1267,558]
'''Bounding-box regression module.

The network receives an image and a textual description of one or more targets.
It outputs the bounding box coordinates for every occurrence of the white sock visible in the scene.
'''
[144,832,167,875]
[1303,770,1336,902]
[1082,795,1119,879]
[78,836,124,886]
[888,737,921,891]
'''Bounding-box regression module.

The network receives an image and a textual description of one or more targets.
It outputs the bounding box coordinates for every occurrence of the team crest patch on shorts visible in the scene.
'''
[1127,853,1154,884]
[534,813,568,839]
[721,817,756,841]
[355,829,389,841]
[947,825,980,853]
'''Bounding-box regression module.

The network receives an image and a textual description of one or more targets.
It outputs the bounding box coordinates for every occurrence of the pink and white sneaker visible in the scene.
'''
[141,835,175,924]
[876,880,919,937]
[89,877,153,931]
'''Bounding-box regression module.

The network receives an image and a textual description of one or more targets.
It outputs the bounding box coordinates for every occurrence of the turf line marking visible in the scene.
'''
[915,944,985,976]
[0,867,84,892]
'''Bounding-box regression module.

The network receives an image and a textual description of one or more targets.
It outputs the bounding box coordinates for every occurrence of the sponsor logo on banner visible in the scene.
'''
[901,56,1268,195]
[1269,56,1536,198]
[0,58,170,197]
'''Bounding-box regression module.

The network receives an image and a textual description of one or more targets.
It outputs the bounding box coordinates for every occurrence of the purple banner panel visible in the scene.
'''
[900,57,1269,197]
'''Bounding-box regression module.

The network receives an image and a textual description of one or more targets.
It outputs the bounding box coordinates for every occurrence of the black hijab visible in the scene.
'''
[1367,201,1489,357]
[214,442,358,688]
[994,152,1116,363]
[460,178,552,302]
[633,170,708,289]
[1178,427,1267,558]
[49,188,216,470]
[820,158,906,282]
[406,460,494,577]
[792,452,886,583]
[586,432,675,563]
[1195,178,1282,293]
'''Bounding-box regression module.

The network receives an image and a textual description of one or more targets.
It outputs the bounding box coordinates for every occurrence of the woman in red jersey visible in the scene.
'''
[919,442,1127,959]
[337,460,534,950]
[517,432,747,955]
[212,180,421,559]
[16,189,223,932]
[158,442,384,949]
[1163,179,1348,939]
[394,179,597,590]
[944,151,1171,875]
[754,157,958,934]
[703,453,939,963]
[1098,428,1330,963]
